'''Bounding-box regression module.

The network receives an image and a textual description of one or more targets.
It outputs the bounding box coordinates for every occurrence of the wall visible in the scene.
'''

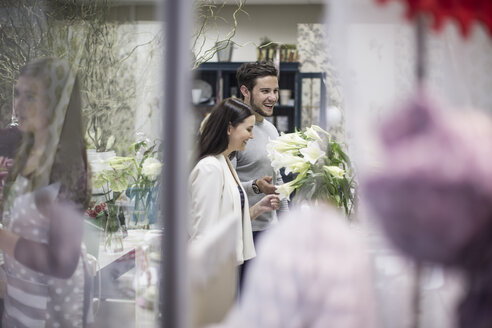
[110,4,326,143]
[196,4,325,62]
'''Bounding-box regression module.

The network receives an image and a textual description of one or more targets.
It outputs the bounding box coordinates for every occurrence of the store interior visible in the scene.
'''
[1,0,492,327]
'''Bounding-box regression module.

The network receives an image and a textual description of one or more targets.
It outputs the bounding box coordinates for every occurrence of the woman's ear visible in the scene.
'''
[227,123,232,136]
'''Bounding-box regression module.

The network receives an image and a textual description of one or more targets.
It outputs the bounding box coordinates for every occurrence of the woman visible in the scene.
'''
[0,57,91,327]
[189,98,279,265]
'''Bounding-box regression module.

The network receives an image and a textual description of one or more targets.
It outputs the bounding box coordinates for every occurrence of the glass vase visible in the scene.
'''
[126,206,149,230]
[126,188,154,229]
[104,204,124,254]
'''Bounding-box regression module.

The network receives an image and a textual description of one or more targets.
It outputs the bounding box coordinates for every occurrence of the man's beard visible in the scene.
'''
[250,93,273,117]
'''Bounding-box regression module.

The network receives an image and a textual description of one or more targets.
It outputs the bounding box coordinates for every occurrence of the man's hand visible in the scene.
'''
[256,176,277,195]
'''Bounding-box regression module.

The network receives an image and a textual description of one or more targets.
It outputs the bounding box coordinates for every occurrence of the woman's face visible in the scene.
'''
[14,76,51,133]
[228,115,255,152]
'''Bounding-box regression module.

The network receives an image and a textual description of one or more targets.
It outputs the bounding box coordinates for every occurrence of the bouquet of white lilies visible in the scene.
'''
[267,125,356,217]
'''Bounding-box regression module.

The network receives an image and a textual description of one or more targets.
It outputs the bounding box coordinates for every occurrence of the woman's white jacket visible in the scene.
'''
[189,154,255,264]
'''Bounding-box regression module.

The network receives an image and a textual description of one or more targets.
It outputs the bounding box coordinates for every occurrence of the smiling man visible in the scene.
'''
[233,61,289,288]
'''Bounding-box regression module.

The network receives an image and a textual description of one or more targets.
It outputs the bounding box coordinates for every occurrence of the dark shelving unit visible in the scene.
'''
[194,62,300,133]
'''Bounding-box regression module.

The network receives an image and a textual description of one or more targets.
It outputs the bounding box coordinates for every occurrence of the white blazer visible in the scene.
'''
[189,154,255,264]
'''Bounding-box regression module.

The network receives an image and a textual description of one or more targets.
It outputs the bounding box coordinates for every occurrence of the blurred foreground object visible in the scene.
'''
[365,90,492,328]
[213,205,378,328]
[189,214,237,328]
[376,0,492,37]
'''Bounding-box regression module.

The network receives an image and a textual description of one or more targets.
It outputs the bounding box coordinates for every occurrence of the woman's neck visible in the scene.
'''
[222,148,232,158]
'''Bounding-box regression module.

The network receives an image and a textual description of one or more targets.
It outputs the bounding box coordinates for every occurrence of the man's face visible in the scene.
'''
[244,75,279,117]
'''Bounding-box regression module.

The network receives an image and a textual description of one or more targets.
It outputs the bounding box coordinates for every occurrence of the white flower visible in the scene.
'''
[324,165,345,179]
[311,125,331,137]
[269,138,304,153]
[271,153,310,175]
[304,126,322,143]
[266,141,278,162]
[276,180,296,201]
[300,141,326,164]
[142,158,163,180]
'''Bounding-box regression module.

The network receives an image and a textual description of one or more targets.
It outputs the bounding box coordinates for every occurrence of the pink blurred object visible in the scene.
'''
[364,90,492,265]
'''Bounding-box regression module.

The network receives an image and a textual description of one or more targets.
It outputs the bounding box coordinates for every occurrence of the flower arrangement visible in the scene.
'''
[90,137,162,228]
[125,139,163,227]
[267,125,356,217]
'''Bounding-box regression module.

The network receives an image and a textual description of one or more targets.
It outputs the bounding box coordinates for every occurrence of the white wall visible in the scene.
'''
[128,5,324,143]
[195,4,324,62]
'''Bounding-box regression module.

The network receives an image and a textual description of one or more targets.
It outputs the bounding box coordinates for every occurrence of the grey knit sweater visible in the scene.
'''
[232,118,289,231]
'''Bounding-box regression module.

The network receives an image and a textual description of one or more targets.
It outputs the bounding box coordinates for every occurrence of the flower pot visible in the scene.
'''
[216,40,233,62]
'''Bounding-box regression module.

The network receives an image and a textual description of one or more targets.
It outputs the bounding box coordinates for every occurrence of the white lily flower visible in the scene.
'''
[266,141,277,162]
[305,126,322,143]
[142,157,163,180]
[279,132,310,146]
[324,165,345,179]
[268,139,300,153]
[300,141,326,164]
[311,125,331,137]
[272,153,310,175]
[276,180,296,201]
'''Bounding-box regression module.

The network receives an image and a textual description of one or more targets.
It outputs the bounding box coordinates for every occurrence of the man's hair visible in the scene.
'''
[236,61,278,99]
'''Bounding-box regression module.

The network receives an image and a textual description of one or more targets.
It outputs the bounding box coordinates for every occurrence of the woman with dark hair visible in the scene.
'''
[190,98,279,265]
[0,57,92,327]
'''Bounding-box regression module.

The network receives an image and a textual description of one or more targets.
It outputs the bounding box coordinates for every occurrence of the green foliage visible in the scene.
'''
[0,0,151,154]
[192,0,247,68]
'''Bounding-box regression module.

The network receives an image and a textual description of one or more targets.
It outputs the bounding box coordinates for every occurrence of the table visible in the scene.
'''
[94,229,162,300]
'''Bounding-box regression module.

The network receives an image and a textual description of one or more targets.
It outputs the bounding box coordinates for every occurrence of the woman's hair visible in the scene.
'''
[198,98,254,160]
[3,57,90,211]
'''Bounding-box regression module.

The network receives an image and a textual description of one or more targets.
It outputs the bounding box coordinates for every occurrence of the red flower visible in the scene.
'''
[86,209,97,218]
[101,202,107,210]
[95,204,102,214]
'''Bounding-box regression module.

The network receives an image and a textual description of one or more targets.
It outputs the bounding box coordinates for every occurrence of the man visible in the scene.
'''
[233,61,289,242]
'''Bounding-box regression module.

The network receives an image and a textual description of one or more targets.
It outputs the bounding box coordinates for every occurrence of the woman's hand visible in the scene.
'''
[250,194,280,220]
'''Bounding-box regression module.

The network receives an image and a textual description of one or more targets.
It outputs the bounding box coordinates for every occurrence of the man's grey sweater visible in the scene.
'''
[232,118,289,231]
